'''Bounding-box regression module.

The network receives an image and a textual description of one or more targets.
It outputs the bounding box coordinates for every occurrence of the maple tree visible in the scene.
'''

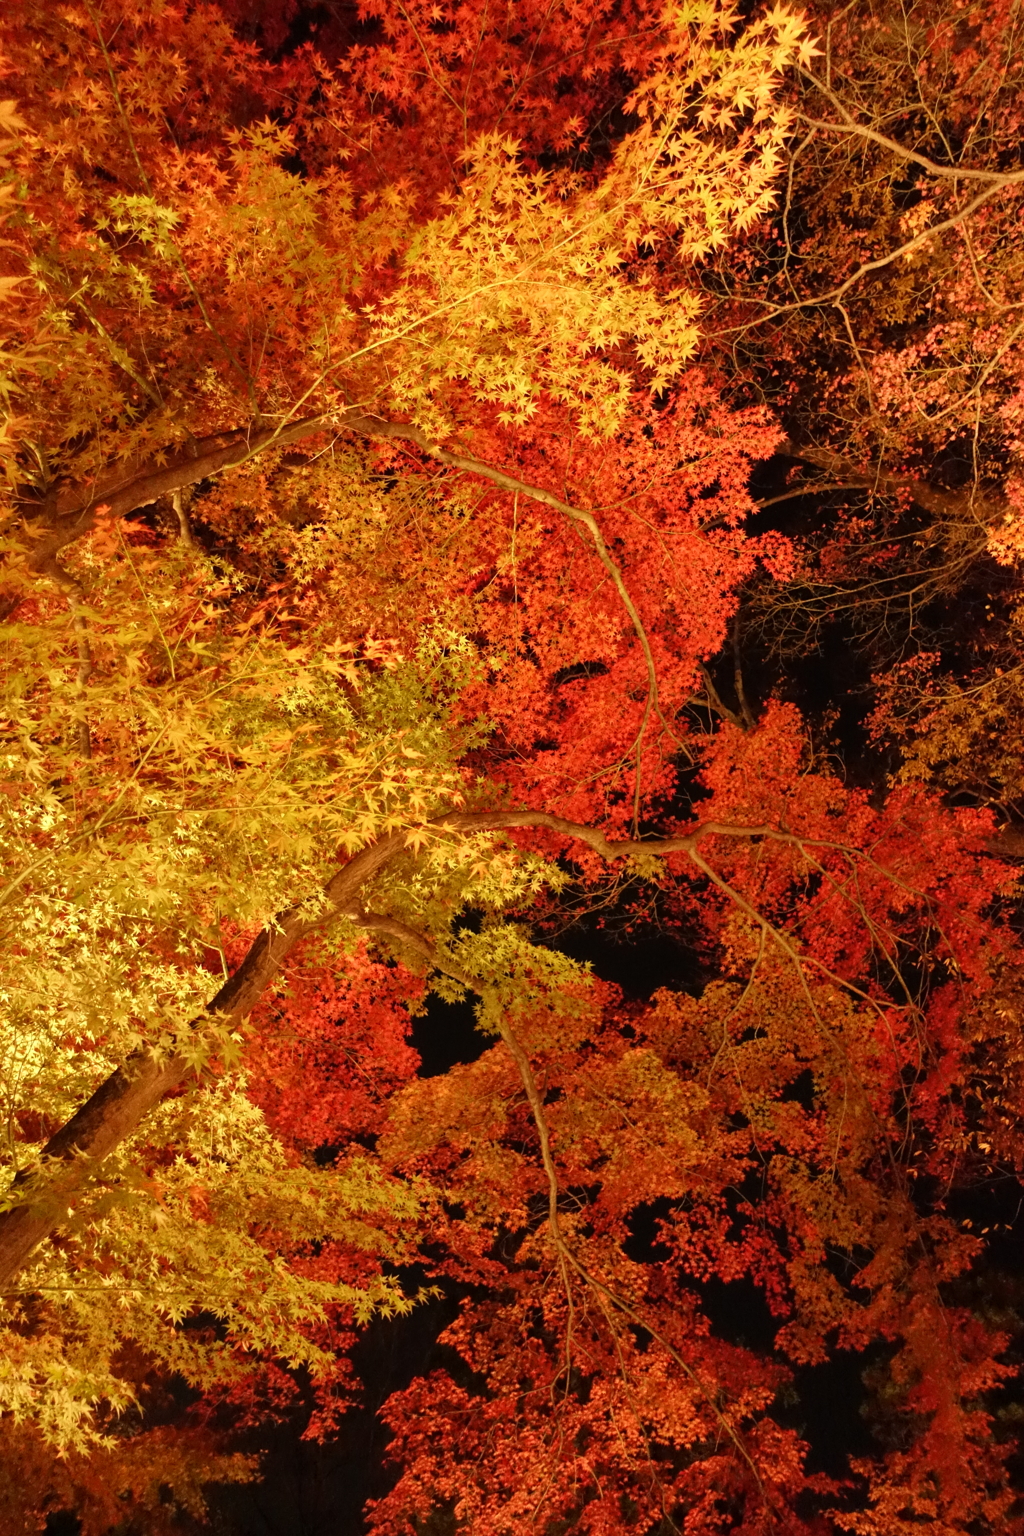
[1,2,1023,1534]
[696,0,1024,656]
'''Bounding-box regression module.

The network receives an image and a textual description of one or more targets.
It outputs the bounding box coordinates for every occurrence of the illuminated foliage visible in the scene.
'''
[0,4,1022,1534]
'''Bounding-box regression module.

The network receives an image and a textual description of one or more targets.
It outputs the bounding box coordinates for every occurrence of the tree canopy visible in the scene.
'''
[2,2,1024,1533]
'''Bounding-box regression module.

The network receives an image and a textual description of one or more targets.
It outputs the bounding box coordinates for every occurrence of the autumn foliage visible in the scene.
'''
[1,1,1023,1533]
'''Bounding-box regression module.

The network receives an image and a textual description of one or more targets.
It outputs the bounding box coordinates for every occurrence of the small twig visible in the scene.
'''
[731,610,754,730]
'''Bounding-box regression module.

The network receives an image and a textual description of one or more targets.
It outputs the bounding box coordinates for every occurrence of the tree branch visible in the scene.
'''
[0,824,408,1288]
[11,414,336,588]
[776,438,1009,529]
[796,69,1024,188]
[356,417,670,827]
[349,904,774,1514]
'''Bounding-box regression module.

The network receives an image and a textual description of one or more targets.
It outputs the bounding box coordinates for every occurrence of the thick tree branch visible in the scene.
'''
[0,825,407,1288]
[10,414,335,589]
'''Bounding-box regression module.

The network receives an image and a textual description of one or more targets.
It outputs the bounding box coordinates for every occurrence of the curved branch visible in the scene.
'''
[721,179,1021,334]
[795,69,1024,187]
[0,799,966,1287]
[356,417,671,824]
[350,906,775,1514]
[775,438,1008,529]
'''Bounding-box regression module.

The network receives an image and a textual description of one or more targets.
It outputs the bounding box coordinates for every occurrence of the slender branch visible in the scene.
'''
[349,907,774,1515]
[731,610,754,730]
[795,70,1024,187]
[84,0,258,413]
[753,480,874,511]
[12,409,677,830]
[723,178,1020,329]
[31,550,93,757]
[359,417,670,827]
[11,413,674,836]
